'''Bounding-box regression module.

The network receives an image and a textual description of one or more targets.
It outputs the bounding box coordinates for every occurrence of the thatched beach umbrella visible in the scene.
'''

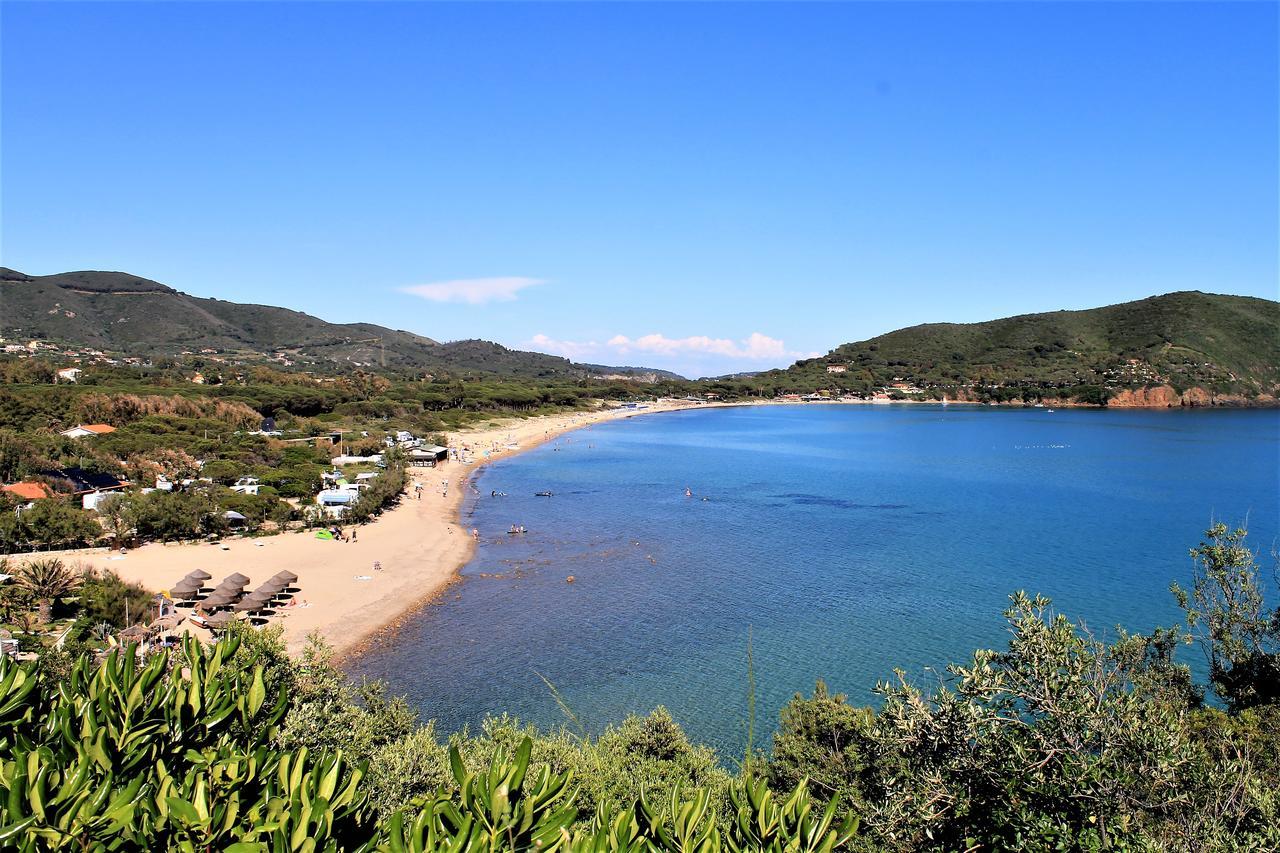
[233,594,272,613]
[271,570,299,584]
[203,611,236,630]
[255,579,287,597]
[185,569,213,581]
[198,593,234,611]
[221,572,251,586]
[119,625,150,642]
[169,578,202,597]
[150,615,184,631]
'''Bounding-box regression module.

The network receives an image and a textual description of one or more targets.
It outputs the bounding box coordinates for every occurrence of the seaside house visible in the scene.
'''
[826,364,847,374]
[2,481,54,506]
[60,424,116,439]
[39,468,129,509]
[55,367,82,383]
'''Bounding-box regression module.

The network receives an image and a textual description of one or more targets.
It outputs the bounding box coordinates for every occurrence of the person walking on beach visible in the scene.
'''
[351,529,358,543]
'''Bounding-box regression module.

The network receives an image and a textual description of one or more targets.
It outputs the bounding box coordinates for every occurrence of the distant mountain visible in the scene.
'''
[775,291,1280,404]
[578,363,687,382]
[0,268,583,378]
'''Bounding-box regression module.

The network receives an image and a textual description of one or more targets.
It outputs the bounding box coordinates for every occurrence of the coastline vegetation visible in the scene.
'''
[0,523,1276,850]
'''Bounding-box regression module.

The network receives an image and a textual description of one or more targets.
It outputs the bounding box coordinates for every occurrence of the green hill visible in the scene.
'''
[0,268,586,378]
[774,292,1280,403]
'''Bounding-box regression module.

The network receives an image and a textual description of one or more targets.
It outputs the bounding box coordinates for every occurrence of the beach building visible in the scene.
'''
[315,489,357,517]
[60,423,116,439]
[331,453,383,466]
[408,445,448,467]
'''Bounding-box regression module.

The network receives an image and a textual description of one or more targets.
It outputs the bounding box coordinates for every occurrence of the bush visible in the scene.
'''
[0,500,101,553]
[128,488,225,541]
[77,567,155,628]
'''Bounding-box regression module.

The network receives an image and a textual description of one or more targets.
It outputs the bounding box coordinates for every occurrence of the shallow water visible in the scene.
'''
[348,405,1280,756]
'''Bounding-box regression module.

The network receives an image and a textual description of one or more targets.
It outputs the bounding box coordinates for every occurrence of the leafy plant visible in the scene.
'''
[13,558,82,623]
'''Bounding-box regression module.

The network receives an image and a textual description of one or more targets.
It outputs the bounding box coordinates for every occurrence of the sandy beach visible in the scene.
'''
[46,399,704,657]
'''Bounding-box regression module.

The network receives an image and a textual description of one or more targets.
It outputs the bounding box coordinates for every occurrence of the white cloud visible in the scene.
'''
[527,333,601,360]
[400,276,544,305]
[606,331,798,360]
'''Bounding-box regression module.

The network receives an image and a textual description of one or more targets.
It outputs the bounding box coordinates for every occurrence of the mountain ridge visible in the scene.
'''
[0,268,595,378]
[766,290,1279,403]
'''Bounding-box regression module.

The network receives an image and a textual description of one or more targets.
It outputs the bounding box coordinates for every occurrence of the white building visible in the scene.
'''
[230,476,260,496]
[60,424,116,439]
[56,367,83,383]
[315,489,357,518]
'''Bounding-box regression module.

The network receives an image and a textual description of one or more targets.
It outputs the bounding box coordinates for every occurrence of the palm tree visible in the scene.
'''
[15,558,83,624]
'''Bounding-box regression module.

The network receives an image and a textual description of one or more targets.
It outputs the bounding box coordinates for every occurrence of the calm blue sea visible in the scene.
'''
[348,405,1280,756]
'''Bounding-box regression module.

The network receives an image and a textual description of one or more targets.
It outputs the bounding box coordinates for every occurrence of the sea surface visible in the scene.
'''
[349,405,1280,756]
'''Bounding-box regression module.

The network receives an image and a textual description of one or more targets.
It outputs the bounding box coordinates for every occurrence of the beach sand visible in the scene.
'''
[48,399,702,657]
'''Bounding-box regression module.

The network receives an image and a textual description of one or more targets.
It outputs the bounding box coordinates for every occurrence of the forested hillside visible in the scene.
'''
[766,292,1280,404]
[0,268,589,378]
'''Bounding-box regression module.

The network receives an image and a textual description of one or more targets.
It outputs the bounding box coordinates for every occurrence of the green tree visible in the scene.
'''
[14,557,83,623]
[768,681,872,812]
[129,488,224,541]
[0,499,102,552]
[1172,523,1280,711]
[77,568,154,628]
[94,492,135,547]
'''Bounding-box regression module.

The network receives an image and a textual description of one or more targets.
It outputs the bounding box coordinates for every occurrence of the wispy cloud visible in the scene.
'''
[525,330,814,373]
[400,276,544,305]
[527,333,601,361]
[606,332,800,360]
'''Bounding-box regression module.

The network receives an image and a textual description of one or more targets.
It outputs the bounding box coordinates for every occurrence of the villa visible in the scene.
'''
[60,423,117,439]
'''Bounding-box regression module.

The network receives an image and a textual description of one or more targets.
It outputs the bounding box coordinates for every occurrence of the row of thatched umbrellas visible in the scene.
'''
[167,569,301,630]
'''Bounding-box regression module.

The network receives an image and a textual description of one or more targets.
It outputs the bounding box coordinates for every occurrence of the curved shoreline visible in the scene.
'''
[33,399,1258,660]
[48,400,707,659]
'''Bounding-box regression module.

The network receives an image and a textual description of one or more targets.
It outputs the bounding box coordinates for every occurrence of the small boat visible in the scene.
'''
[535,491,554,497]
[1046,409,1056,413]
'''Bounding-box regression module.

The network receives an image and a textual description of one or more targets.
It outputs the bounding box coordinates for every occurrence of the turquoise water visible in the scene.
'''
[349,405,1280,756]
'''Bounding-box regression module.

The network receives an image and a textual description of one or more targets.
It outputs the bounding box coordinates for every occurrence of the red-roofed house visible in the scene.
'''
[2,482,54,502]
[60,424,117,439]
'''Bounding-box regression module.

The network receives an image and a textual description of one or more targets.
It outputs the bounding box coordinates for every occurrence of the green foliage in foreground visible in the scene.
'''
[0,634,854,852]
[0,524,1277,851]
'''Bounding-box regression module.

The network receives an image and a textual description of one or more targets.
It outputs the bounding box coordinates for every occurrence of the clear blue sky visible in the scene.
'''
[3,2,1276,378]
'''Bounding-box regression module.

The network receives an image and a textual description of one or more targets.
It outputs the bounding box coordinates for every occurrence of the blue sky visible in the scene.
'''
[2,2,1276,378]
